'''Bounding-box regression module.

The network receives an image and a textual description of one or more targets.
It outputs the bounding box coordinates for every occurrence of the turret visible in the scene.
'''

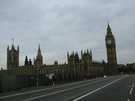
[37,45,42,57]
[29,59,32,66]
[67,52,69,60]
[25,56,28,66]
[34,45,43,67]
[7,44,19,69]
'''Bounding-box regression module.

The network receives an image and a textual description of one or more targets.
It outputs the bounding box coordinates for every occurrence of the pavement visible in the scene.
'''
[0,75,134,101]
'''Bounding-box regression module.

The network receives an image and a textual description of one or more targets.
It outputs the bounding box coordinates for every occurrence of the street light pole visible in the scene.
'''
[36,67,39,87]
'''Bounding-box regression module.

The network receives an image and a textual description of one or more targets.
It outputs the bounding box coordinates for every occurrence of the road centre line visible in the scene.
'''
[130,87,133,95]
[72,76,127,101]
[127,98,130,101]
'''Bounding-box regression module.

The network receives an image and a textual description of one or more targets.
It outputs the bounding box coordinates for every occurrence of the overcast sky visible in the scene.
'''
[0,0,135,68]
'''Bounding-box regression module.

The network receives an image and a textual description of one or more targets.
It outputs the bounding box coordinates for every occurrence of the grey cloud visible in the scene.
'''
[0,0,135,68]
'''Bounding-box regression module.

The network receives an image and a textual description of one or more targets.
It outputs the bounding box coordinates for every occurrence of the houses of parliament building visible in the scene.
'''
[0,24,119,92]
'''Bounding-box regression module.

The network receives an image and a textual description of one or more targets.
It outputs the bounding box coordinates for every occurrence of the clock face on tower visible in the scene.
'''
[107,39,112,45]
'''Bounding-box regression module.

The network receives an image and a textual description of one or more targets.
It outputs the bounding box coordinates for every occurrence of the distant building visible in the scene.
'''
[105,24,117,64]
[7,44,19,69]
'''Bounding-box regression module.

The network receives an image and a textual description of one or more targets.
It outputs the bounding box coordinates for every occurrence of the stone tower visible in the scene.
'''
[105,24,117,64]
[7,44,19,69]
[67,51,80,65]
[81,49,92,71]
[34,45,43,66]
[81,49,92,64]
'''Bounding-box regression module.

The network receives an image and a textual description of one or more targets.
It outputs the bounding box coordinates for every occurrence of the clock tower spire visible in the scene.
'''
[107,23,112,34]
[105,24,117,64]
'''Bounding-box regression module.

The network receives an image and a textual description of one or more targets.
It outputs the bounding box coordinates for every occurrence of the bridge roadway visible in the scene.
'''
[0,75,134,101]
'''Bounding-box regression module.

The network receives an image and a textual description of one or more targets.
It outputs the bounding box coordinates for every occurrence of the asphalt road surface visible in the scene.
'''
[0,75,135,101]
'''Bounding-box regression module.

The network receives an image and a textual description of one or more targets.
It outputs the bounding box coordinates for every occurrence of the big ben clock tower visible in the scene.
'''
[105,24,117,64]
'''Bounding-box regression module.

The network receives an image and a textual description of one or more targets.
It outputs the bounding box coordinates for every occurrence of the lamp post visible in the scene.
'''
[35,67,39,87]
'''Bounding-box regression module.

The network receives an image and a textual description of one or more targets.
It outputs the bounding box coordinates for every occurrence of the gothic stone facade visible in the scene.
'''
[0,24,118,92]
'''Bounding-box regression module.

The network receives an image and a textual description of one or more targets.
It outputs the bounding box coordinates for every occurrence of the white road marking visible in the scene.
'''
[72,76,127,101]
[130,87,133,95]
[0,88,49,99]
[127,98,130,101]
[0,77,106,99]
[22,77,114,101]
